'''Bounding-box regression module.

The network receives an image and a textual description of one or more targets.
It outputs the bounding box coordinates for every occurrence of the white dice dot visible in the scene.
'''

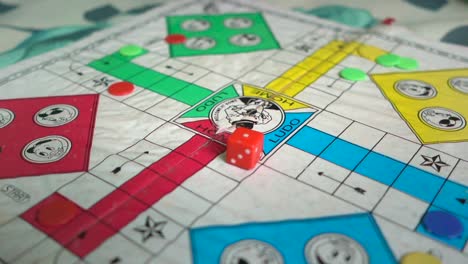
[230,158,236,164]
[243,133,249,138]
[245,149,251,155]
[237,154,243,159]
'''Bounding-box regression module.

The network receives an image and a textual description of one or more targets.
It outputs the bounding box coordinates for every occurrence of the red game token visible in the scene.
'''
[382,17,395,25]
[37,199,78,227]
[165,34,187,44]
[108,81,135,96]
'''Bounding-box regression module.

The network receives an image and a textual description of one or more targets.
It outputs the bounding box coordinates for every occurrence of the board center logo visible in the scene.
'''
[34,104,79,127]
[210,97,285,133]
[0,108,14,128]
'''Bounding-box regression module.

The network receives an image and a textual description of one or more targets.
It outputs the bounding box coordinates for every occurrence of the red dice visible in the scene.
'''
[226,127,264,170]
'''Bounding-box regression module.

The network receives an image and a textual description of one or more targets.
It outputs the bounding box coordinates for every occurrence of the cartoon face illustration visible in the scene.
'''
[225,98,273,129]
[34,104,78,127]
[305,234,368,264]
[449,77,468,94]
[419,107,466,131]
[230,34,261,47]
[210,96,284,133]
[224,17,253,29]
[185,37,216,50]
[22,136,71,163]
[0,108,14,128]
[182,19,211,31]
[221,240,284,264]
[395,80,437,99]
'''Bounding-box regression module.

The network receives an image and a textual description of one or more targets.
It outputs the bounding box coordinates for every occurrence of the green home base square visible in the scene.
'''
[166,12,280,57]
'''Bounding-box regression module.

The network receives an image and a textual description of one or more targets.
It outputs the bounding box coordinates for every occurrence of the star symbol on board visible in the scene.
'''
[420,154,450,172]
[92,77,113,87]
[133,216,167,243]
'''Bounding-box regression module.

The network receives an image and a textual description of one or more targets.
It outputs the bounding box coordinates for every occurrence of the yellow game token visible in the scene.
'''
[400,252,441,264]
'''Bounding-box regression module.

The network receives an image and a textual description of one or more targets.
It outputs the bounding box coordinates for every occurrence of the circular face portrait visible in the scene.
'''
[182,19,211,31]
[22,136,72,164]
[419,107,466,131]
[224,17,253,29]
[395,80,437,99]
[185,37,216,50]
[34,104,79,127]
[210,97,285,133]
[0,108,15,128]
[221,240,284,264]
[449,77,468,94]
[305,233,369,264]
[230,34,262,47]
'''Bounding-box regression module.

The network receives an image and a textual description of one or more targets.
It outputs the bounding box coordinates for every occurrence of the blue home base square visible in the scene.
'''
[190,213,396,264]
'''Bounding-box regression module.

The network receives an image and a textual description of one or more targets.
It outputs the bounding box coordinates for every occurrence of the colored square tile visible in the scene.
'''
[166,13,280,57]
[287,126,334,156]
[433,180,468,219]
[88,54,126,73]
[416,206,468,250]
[148,75,190,97]
[170,84,213,106]
[355,151,405,186]
[107,63,146,81]
[320,139,369,170]
[393,166,444,203]
[128,70,168,88]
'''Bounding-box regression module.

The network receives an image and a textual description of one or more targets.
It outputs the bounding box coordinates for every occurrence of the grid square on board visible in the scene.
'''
[372,133,421,164]
[152,187,212,227]
[182,167,238,203]
[238,70,276,88]
[408,147,458,179]
[172,65,210,84]
[146,97,189,121]
[11,238,79,264]
[0,218,46,262]
[119,140,172,168]
[449,160,468,186]
[122,89,167,111]
[59,173,115,210]
[148,231,192,264]
[194,72,233,92]
[294,86,337,109]
[120,207,184,255]
[307,110,352,137]
[256,59,293,76]
[335,172,388,211]
[84,232,152,264]
[297,157,351,194]
[374,188,429,229]
[264,144,316,178]
[89,155,146,188]
[339,122,385,150]
[145,122,195,150]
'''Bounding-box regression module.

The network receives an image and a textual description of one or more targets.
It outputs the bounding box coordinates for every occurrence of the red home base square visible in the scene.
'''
[0,94,99,178]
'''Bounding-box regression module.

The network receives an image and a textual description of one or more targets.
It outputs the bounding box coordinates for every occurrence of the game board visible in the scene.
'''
[0,0,468,263]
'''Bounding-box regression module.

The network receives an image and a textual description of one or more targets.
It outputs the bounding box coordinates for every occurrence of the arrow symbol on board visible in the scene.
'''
[353,187,366,195]
[112,151,149,174]
[110,256,121,264]
[456,198,467,205]
[165,65,193,75]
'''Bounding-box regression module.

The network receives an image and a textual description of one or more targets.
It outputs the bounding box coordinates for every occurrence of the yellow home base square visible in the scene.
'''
[371,68,468,144]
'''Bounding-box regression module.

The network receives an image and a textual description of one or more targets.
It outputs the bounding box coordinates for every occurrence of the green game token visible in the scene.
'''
[339,67,368,81]
[376,53,400,67]
[119,45,144,57]
[396,57,419,70]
